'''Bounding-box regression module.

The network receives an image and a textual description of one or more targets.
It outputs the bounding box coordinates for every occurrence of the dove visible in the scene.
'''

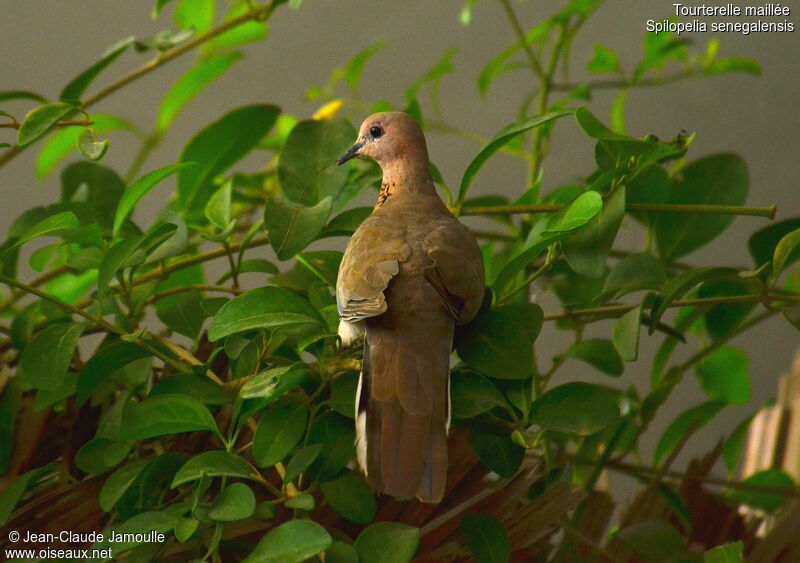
[336,112,485,503]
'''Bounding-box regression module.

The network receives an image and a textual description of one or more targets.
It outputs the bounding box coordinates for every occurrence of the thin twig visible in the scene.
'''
[543,294,798,323]
[0,1,279,168]
[497,0,546,80]
[457,203,777,219]
[0,120,93,129]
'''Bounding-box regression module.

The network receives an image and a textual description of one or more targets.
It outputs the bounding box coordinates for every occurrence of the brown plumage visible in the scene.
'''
[336,112,484,503]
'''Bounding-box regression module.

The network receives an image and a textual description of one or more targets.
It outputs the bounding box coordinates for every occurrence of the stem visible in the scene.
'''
[0,120,93,129]
[499,246,558,304]
[497,0,545,80]
[0,274,225,384]
[0,274,184,373]
[148,284,243,305]
[222,242,240,289]
[551,70,701,92]
[543,294,797,323]
[571,457,800,496]
[457,203,777,219]
[0,1,279,169]
[529,23,568,183]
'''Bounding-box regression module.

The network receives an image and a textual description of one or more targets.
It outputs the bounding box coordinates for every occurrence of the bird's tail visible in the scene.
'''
[355,322,452,503]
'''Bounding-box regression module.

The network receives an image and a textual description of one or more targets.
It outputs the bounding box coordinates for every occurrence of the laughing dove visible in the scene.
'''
[336,112,485,503]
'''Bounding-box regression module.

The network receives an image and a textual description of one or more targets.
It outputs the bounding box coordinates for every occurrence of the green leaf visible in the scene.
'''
[151,0,174,18]
[460,513,510,563]
[157,52,243,133]
[37,114,134,178]
[244,520,332,563]
[707,57,761,76]
[0,463,58,525]
[284,492,315,510]
[240,364,307,400]
[60,38,133,101]
[696,346,751,405]
[355,523,420,563]
[602,253,666,299]
[326,542,359,563]
[559,339,624,376]
[345,41,383,91]
[174,518,199,542]
[477,20,552,96]
[614,520,685,561]
[654,400,725,465]
[723,414,754,476]
[60,161,126,231]
[650,267,737,334]
[77,340,151,403]
[771,227,800,284]
[306,412,355,481]
[749,218,800,267]
[283,444,323,483]
[530,382,620,435]
[543,191,602,233]
[265,192,333,261]
[405,47,456,103]
[726,469,795,512]
[562,186,625,278]
[177,105,279,218]
[208,0,267,51]
[151,373,233,406]
[327,371,358,418]
[76,128,110,160]
[18,322,85,390]
[278,119,355,206]
[121,394,220,441]
[209,286,323,341]
[155,291,209,339]
[0,90,48,104]
[655,154,748,261]
[456,303,543,380]
[99,459,148,511]
[209,482,256,521]
[174,0,214,32]
[97,224,176,296]
[320,469,377,524]
[458,111,572,205]
[468,431,524,477]
[74,438,131,474]
[5,211,79,253]
[613,305,642,362]
[171,451,258,487]
[704,542,743,563]
[113,162,194,236]
[574,106,629,141]
[205,180,233,230]
[17,102,78,147]
[587,44,619,73]
[102,511,182,552]
[252,401,308,467]
[450,369,507,418]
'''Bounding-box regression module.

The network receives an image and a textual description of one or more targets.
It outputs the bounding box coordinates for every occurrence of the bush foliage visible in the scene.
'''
[1,1,799,561]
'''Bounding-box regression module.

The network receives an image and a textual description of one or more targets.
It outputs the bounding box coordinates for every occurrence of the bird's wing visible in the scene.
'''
[336,219,411,322]
[422,220,485,325]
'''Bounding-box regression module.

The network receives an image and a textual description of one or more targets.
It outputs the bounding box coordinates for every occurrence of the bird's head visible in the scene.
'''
[338,112,429,171]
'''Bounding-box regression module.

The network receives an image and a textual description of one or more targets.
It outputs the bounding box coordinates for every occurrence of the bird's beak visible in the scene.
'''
[337,141,364,165]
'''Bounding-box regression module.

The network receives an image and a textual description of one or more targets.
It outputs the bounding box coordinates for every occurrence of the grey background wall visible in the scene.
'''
[2,1,799,489]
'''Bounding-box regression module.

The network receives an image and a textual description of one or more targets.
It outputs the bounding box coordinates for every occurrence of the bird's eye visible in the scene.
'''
[369,125,383,138]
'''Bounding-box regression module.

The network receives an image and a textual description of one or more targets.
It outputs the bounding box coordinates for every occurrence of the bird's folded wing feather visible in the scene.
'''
[336,221,411,322]
[423,221,485,324]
